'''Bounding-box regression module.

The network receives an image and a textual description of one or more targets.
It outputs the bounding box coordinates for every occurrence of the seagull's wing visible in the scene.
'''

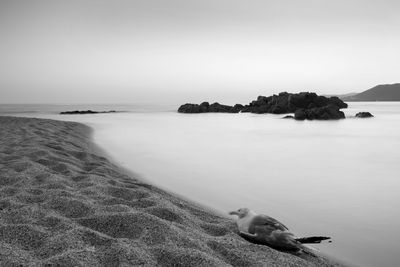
[241,226,300,251]
[248,214,289,234]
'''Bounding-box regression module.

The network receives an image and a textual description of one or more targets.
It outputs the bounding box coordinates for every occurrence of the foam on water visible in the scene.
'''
[4,102,400,267]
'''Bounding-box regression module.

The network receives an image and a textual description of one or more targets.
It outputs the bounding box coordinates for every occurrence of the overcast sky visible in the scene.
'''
[0,0,399,104]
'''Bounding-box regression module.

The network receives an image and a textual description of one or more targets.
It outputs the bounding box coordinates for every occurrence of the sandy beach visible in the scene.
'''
[0,116,341,266]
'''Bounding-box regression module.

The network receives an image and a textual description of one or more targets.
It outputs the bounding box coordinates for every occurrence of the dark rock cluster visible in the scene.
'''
[293,105,345,120]
[178,92,348,120]
[355,112,374,118]
[60,110,116,115]
[240,92,347,114]
[178,102,243,113]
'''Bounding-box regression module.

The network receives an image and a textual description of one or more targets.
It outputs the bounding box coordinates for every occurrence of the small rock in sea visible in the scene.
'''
[60,110,116,115]
[282,115,294,119]
[355,112,374,118]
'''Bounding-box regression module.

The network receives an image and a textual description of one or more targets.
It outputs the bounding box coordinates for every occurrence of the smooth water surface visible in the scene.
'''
[3,102,400,267]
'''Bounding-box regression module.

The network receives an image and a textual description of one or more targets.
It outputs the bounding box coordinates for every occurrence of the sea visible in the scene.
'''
[1,102,399,267]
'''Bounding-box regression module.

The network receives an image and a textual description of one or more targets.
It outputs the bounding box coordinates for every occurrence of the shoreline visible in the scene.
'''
[0,116,343,266]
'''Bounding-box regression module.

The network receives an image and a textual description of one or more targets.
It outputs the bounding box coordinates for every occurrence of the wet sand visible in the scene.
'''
[0,116,342,266]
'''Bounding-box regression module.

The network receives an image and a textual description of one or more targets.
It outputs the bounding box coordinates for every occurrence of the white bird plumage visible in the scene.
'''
[229,208,330,253]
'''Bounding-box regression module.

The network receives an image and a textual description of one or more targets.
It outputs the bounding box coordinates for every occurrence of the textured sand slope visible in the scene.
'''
[0,116,341,266]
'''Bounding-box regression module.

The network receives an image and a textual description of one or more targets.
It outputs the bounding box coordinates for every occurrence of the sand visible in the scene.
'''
[0,116,342,266]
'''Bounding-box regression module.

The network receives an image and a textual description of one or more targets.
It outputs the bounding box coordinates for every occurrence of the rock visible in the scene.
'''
[232,104,244,113]
[177,92,348,120]
[178,104,199,113]
[60,110,116,115]
[289,92,318,109]
[294,109,306,120]
[328,96,348,109]
[177,102,242,113]
[199,102,210,112]
[294,105,345,120]
[209,102,235,113]
[241,92,348,114]
[282,115,294,119]
[355,112,374,118]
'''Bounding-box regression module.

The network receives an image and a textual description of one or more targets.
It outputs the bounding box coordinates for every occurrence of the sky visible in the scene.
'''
[0,0,399,104]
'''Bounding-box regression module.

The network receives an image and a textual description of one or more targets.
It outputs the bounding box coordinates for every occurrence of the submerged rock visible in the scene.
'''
[355,112,374,118]
[60,110,116,115]
[282,115,294,119]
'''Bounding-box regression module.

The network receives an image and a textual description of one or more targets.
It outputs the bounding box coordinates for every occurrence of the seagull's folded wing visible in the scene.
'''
[248,214,289,234]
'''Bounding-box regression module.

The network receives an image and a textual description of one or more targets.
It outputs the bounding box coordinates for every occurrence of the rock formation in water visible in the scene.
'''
[294,105,345,120]
[178,92,348,120]
[178,102,244,113]
[355,112,374,118]
[60,110,117,115]
[240,92,347,114]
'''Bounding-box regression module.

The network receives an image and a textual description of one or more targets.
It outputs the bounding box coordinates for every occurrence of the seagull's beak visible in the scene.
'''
[229,211,239,216]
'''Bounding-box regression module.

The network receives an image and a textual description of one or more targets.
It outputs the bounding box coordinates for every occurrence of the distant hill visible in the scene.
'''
[342,83,400,101]
[325,92,357,98]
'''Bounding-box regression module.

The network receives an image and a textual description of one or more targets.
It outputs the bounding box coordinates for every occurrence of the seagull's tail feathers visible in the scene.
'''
[295,236,331,244]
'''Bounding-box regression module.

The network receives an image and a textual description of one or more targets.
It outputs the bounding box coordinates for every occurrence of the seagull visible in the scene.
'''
[229,208,330,253]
